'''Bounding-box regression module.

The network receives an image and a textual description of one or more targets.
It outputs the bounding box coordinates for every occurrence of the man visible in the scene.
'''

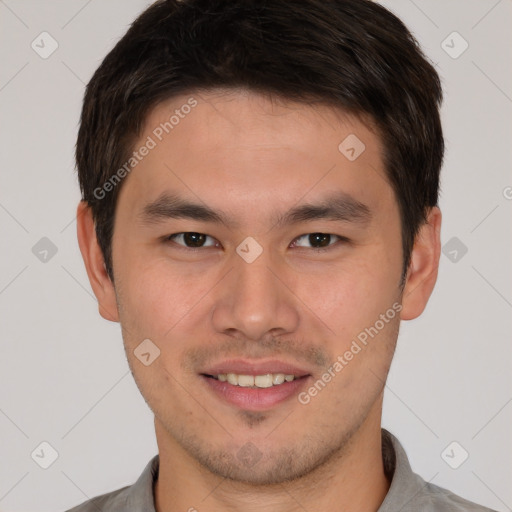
[70,0,496,510]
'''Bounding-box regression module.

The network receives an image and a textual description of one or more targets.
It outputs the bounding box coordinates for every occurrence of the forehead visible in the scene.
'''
[118,88,396,227]
[146,88,379,155]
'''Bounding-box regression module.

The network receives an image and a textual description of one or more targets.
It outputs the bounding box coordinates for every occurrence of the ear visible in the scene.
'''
[76,201,119,322]
[400,206,442,320]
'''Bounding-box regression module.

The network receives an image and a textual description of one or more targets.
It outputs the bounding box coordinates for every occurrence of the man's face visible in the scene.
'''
[110,89,404,483]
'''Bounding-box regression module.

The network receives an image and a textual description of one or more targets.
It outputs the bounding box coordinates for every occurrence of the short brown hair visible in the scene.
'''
[76,0,444,286]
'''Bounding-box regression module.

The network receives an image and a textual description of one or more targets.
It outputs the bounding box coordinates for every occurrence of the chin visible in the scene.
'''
[180,433,351,486]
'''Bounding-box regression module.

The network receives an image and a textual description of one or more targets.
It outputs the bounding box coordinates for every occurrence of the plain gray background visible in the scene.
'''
[0,0,511,510]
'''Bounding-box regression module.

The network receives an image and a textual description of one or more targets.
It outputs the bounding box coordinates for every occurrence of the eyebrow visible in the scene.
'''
[139,191,372,229]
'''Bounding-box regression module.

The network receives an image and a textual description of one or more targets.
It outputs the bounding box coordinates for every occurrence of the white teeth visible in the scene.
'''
[254,374,273,388]
[227,373,238,385]
[238,375,254,387]
[272,373,285,385]
[215,373,296,388]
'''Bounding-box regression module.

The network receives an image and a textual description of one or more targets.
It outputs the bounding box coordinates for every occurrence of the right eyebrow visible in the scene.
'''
[139,193,237,229]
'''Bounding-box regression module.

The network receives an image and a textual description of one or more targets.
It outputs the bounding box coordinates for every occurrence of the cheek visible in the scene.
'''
[292,250,401,338]
[116,252,217,342]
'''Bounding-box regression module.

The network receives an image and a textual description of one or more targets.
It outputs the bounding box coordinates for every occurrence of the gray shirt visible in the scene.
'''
[66,429,496,511]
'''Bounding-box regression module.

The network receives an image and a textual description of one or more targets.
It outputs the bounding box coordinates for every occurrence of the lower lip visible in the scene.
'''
[201,375,310,411]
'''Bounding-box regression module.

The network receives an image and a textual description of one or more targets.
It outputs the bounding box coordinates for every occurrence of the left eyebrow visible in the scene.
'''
[270,192,373,229]
[138,191,373,230]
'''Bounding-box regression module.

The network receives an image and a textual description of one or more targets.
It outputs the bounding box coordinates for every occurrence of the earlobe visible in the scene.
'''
[400,207,442,321]
[76,201,120,322]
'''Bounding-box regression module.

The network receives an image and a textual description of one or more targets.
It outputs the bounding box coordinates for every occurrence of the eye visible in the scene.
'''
[166,232,219,248]
[291,233,346,251]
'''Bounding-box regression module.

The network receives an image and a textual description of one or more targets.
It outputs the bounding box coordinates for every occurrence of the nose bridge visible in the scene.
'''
[211,246,299,340]
[237,253,276,307]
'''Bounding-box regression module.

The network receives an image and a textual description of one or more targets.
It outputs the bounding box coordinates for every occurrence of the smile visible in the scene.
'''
[209,373,297,388]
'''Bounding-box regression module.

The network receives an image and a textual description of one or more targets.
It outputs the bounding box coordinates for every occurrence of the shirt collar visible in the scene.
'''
[378,428,429,511]
[124,453,159,511]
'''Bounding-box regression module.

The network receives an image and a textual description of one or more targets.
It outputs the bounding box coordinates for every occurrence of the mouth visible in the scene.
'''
[199,360,312,411]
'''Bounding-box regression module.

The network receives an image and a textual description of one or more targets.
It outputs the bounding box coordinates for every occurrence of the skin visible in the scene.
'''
[77,88,441,512]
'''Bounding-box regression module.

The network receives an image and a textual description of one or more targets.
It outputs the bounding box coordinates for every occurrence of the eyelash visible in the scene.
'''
[164,232,349,253]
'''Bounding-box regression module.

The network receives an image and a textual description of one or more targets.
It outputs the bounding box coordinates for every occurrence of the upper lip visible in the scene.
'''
[201,359,311,377]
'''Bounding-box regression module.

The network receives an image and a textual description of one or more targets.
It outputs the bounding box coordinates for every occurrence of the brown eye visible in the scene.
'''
[293,233,343,250]
[183,232,206,247]
[308,233,332,248]
[167,232,217,248]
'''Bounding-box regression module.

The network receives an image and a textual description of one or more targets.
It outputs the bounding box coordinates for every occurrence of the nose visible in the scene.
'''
[211,249,300,341]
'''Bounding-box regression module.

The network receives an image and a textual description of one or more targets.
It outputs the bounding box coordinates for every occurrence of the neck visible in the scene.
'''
[154,405,390,512]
